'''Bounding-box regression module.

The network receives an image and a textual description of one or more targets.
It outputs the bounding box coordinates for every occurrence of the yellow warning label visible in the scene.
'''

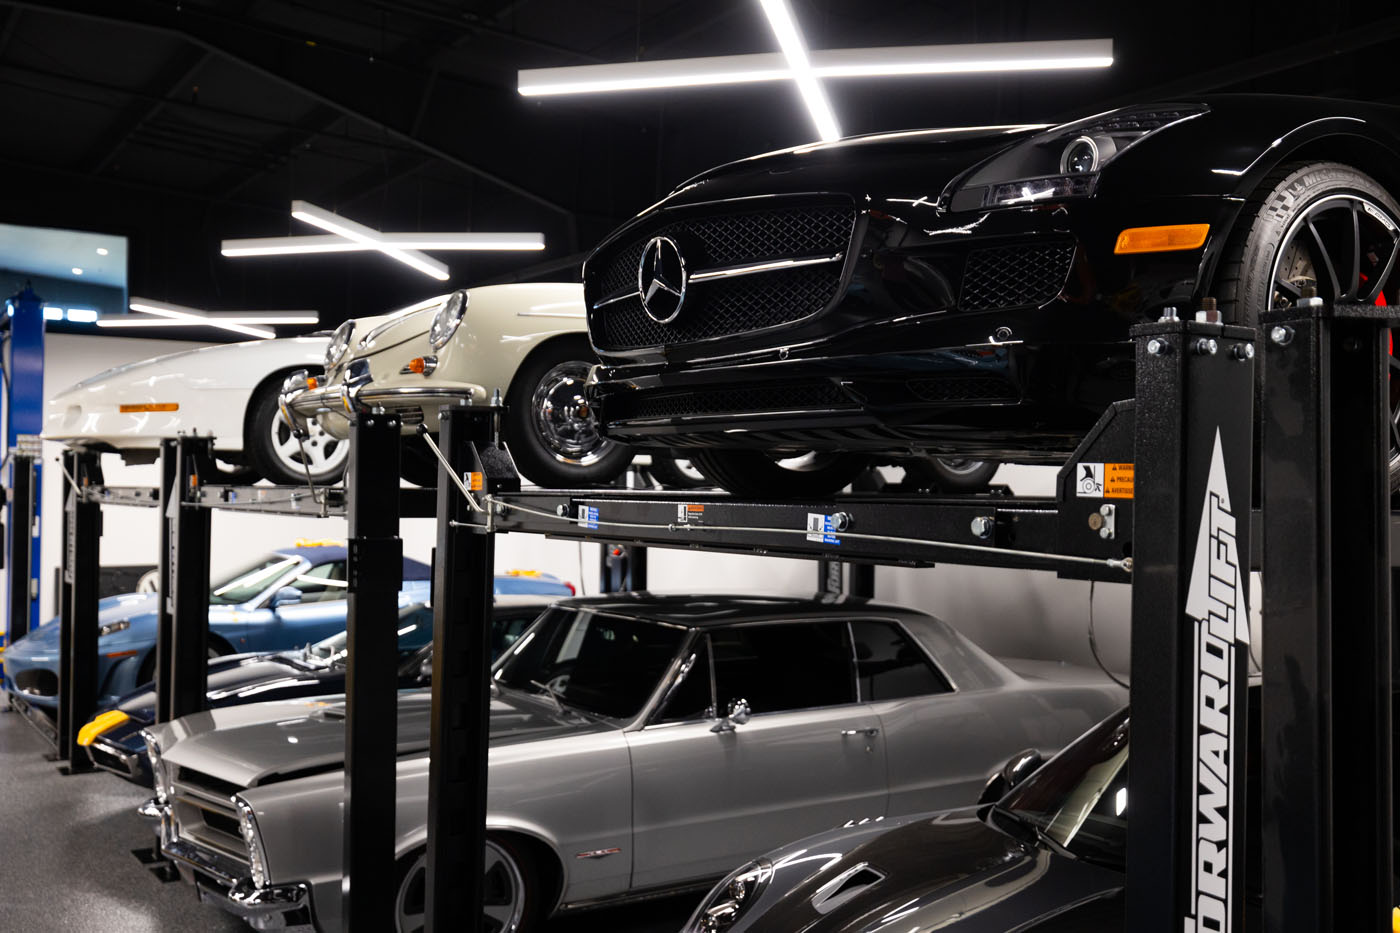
[469,472,484,491]
[1104,463,1134,499]
[686,504,705,514]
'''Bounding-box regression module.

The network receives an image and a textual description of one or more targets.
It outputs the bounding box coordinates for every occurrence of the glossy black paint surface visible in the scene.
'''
[584,95,1400,458]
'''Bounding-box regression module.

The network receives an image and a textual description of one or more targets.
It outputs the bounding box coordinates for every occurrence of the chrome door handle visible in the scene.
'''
[840,727,879,737]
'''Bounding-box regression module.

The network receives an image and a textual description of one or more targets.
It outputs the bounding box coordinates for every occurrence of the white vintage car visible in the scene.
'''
[282,283,632,488]
[44,336,348,485]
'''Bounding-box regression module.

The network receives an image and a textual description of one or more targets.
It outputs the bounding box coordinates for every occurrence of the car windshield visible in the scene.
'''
[493,606,686,720]
[208,554,302,606]
[989,707,1130,869]
[308,605,434,666]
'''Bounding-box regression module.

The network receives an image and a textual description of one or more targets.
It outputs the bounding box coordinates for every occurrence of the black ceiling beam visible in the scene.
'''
[359,0,604,63]
[207,105,343,200]
[79,46,209,175]
[1080,15,1400,115]
[7,0,574,219]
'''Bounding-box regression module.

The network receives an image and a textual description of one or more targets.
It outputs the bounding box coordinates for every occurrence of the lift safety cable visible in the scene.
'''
[416,427,1131,576]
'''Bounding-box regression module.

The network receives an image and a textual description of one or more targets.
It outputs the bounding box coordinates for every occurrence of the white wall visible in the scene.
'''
[11,333,1135,678]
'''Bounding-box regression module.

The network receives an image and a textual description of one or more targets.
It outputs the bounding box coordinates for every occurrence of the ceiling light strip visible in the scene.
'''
[291,201,450,281]
[759,0,840,141]
[126,299,278,339]
[517,38,1113,96]
[222,232,545,257]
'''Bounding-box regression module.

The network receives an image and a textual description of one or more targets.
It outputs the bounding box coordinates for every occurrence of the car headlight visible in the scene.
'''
[946,104,1209,211]
[325,320,355,369]
[140,729,171,803]
[685,860,772,932]
[98,619,130,638]
[428,290,468,351]
[235,797,271,888]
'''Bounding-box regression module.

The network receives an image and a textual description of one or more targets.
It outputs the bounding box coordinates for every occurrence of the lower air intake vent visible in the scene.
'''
[960,240,1075,311]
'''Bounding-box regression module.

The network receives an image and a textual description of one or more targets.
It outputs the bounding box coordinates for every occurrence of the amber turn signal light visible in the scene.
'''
[119,403,179,413]
[1114,223,1210,254]
[306,376,319,390]
[407,357,427,374]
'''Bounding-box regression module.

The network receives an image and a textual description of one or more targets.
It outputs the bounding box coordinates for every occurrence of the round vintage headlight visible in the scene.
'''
[428,290,468,351]
[235,798,270,888]
[325,320,355,369]
[686,859,772,932]
[98,618,130,638]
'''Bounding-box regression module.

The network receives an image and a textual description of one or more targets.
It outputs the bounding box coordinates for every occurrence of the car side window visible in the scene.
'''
[710,622,855,715]
[656,637,714,724]
[850,620,952,700]
[492,611,542,657]
[287,560,349,604]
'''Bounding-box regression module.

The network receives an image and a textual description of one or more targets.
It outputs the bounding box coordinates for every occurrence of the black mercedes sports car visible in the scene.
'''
[583,95,1400,496]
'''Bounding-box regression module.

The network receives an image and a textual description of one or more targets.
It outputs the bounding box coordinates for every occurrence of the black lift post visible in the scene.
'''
[1126,312,1256,933]
[424,406,516,931]
[342,412,403,933]
[167,437,212,721]
[154,439,177,723]
[58,448,102,770]
[1259,299,1397,931]
[6,448,36,646]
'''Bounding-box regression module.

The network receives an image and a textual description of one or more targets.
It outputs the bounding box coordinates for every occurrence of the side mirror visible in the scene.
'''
[418,658,433,683]
[270,586,303,609]
[711,698,752,733]
[977,748,1044,806]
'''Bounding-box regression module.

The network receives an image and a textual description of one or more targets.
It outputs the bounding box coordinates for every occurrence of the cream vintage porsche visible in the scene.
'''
[139,594,1125,933]
[280,283,632,488]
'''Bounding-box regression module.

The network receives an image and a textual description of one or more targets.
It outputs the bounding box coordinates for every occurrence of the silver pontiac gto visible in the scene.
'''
[140,594,1126,933]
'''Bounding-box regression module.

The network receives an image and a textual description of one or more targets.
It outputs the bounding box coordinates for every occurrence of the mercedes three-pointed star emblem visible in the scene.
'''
[637,236,687,324]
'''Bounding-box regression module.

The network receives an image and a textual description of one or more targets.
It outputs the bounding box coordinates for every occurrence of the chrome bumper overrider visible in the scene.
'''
[157,829,313,932]
[282,383,484,429]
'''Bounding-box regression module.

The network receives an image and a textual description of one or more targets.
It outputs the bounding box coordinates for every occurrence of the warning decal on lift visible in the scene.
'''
[676,503,706,524]
[806,513,841,545]
[577,505,599,530]
[1074,462,1134,499]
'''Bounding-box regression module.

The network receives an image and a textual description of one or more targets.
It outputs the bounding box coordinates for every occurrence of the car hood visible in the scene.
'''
[114,651,327,724]
[347,302,443,363]
[735,808,1122,932]
[657,123,1046,209]
[158,688,610,788]
[8,593,158,654]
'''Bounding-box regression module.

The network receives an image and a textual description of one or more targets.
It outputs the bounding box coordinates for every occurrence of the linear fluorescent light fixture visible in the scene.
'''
[105,300,320,339]
[759,0,840,141]
[221,232,545,257]
[290,200,450,281]
[517,38,1114,95]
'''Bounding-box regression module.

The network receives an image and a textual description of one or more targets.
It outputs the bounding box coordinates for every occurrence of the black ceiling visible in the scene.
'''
[4,0,1400,338]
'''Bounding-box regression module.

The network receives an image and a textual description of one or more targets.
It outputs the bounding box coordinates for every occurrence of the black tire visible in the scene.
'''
[393,837,541,933]
[1215,161,1400,490]
[504,335,632,488]
[647,451,710,489]
[688,449,869,498]
[399,435,440,488]
[244,378,350,486]
[903,457,999,493]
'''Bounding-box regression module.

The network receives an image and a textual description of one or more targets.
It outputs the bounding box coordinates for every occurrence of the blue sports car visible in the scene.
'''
[3,540,572,718]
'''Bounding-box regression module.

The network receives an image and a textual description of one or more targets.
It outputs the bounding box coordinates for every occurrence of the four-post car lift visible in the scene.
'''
[22,298,1398,933]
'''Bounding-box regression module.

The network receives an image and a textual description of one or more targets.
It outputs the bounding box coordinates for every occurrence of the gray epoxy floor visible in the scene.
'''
[0,707,698,932]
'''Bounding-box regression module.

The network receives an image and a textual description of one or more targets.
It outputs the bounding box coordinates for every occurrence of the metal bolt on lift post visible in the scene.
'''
[342,412,403,933]
[1126,303,1255,933]
[1259,296,1397,932]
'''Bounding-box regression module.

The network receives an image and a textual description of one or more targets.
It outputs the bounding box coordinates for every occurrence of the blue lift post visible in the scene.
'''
[4,284,45,680]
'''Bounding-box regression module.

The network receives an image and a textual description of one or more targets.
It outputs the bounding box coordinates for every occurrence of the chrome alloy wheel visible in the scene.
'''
[530,361,616,466]
[394,840,526,933]
[933,457,990,476]
[269,410,348,479]
[1267,192,1400,478]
